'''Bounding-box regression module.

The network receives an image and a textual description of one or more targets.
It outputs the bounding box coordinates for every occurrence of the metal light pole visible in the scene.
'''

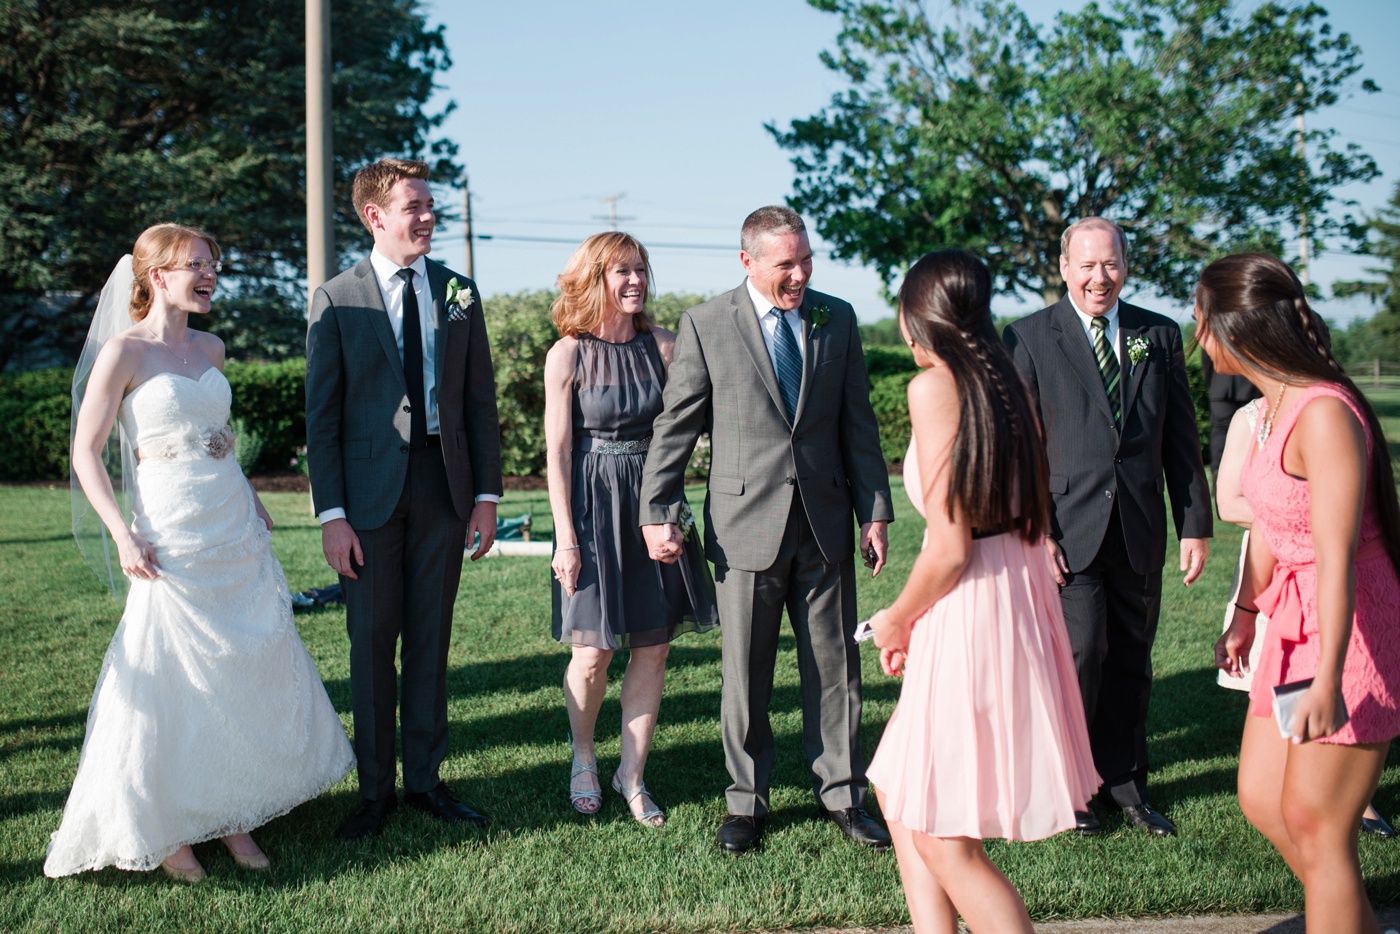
[306,0,336,302]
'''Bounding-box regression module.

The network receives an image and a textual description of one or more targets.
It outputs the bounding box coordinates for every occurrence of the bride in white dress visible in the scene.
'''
[48,224,354,883]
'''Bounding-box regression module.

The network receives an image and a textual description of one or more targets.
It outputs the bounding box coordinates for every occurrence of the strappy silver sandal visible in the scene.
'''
[569,756,601,815]
[611,773,665,827]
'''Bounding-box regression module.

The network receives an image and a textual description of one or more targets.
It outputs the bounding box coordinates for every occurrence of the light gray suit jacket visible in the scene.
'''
[639,282,893,572]
[305,256,502,530]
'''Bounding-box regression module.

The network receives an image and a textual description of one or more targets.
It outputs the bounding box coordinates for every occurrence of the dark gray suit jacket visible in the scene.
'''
[639,282,893,572]
[1003,297,1211,574]
[305,256,502,529]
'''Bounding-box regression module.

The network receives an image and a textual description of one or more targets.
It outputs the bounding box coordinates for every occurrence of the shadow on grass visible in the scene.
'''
[0,711,86,768]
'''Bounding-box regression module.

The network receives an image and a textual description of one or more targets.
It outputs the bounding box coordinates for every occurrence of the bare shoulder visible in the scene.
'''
[651,326,676,362]
[907,366,959,432]
[1295,391,1365,446]
[545,336,579,378]
[194,329,226,365]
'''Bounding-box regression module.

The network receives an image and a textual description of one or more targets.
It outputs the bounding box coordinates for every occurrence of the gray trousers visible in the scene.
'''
[714,496,865,817]
[343,446,468,801]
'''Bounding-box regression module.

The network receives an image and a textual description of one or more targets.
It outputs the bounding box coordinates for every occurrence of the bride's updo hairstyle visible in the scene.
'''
[1196,252,1400,574]
[129,223,221,323]
[551,232,654,338]
[899,249,1049,541]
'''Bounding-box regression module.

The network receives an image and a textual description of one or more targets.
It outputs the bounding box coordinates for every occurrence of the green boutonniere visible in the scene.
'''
[810,303,832,330]
[445,277,474,315]
[1127,335,1149,370]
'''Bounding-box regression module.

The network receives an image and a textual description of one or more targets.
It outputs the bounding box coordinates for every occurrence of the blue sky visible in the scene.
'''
[417,0,1400,324]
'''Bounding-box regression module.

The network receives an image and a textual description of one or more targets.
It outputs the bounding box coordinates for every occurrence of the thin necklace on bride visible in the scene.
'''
[144,322,189,365]
[1257,380,1289,448]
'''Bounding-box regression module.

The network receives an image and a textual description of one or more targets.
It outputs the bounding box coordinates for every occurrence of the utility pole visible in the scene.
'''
[595,193,634,231]
[1296,82,1311,287]
[462,171,475,279]
[306,0,335,303]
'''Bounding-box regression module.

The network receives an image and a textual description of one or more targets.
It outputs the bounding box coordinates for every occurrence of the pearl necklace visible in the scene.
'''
[1256,380,1288,448]
[144,323,190,365]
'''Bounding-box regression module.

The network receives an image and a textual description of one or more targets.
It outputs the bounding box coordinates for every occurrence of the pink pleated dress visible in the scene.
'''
[867,440,1100,840]
[1242,383,1400,745]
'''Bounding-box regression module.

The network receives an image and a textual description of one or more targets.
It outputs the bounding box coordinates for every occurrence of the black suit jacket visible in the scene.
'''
[1003,297,1211,574]
[306,257,503,530]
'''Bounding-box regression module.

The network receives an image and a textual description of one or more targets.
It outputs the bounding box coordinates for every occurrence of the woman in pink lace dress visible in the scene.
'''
[1200,253,1400,933]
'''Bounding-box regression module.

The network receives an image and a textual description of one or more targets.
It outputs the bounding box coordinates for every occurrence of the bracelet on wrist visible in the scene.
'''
[555,545,580,552]
[1234,603,1259,615]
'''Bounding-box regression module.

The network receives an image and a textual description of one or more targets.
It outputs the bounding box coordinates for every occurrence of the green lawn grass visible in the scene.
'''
[0,480,1396,933]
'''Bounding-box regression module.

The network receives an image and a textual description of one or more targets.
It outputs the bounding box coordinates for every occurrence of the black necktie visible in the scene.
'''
[396,267,427,447]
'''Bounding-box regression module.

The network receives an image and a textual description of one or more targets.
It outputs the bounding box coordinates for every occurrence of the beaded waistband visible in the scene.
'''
[576,435,652,455]
[137,426,235,462]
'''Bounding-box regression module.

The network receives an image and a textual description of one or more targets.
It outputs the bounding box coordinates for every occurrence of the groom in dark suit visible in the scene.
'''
[640,206,894,854]
[1003,217,1211,837]
[306,158,502,840]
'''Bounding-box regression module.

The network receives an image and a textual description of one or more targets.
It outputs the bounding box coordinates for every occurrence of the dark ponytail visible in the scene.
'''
[900,249,1050,541]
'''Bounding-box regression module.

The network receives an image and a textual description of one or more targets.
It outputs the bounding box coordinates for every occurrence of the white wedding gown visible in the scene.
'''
[45,369,355,877]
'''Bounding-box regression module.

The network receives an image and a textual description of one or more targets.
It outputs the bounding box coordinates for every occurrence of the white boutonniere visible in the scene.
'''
[810,303,832,330]
[445,277,474,321]
[1127,335,1149,371]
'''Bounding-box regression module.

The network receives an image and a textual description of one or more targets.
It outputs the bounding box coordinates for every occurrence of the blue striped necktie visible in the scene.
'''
[1090,316,1121,424]
[769,308,803,421]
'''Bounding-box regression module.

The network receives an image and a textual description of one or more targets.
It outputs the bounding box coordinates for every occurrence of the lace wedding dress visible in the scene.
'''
[45,369,355,877]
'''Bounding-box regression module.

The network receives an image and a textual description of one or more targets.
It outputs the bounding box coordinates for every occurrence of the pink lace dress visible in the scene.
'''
[866,439,1099,840]
[1241,383,1400,745]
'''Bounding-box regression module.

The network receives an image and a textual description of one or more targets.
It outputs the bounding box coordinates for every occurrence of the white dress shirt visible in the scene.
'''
[368,250,439,434]
[1069,297,1121,365]
[746,278,806,379]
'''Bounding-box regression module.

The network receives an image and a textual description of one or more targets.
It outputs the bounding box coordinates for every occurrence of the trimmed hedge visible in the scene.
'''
[0,316,1212,482]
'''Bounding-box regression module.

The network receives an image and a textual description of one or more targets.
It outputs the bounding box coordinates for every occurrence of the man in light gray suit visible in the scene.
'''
[306,158,502,841]
[640,206,894,854]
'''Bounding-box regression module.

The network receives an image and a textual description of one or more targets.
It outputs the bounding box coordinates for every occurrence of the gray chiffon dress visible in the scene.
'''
[552,331,719,649]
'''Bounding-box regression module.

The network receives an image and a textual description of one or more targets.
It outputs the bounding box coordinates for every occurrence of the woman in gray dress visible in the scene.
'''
[544,232,718,825]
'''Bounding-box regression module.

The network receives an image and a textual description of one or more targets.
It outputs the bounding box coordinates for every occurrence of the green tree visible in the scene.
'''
[773,0,1378,305]
[0,0,459,370]
[1334,181,1400,363]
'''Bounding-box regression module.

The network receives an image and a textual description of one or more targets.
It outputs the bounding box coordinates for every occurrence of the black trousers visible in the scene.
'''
[342,446,468,801]
[1058,506,1162,808]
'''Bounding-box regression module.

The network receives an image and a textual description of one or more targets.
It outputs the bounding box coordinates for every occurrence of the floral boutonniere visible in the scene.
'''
[445,277,474,322]
[810,303,832,330]
[1127,335,1150,372]
[678,500,696,537]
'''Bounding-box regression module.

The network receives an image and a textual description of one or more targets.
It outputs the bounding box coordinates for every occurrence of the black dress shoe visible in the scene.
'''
[717,814,765,854]
[337,796,398,841]
[818,806,892,851]
[404,782,489,827]
[1362,811,1396,838]
[1122,803,1176,837]
[1074,809,1102,836]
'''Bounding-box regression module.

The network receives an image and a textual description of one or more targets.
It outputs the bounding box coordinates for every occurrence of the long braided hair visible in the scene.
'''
[899,249,1050,541]
[1195,252,1400,576]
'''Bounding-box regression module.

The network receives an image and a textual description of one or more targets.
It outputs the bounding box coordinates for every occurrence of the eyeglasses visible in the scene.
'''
[180,259,223,274]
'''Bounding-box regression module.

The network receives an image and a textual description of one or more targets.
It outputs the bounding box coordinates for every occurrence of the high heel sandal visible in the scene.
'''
[611,773,665,827]
[569,756,602,815]
[221,834,270,871]
[160,847,206,884]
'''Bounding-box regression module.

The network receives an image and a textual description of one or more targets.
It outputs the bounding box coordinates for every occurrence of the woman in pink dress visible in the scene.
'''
[1202,253,1400,933]
[867,250,1099,934]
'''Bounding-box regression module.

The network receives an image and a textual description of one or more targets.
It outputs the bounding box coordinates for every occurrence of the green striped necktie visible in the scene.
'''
[1090,316,1121,424]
